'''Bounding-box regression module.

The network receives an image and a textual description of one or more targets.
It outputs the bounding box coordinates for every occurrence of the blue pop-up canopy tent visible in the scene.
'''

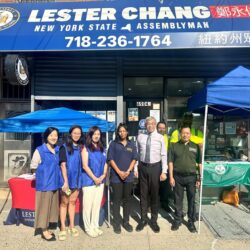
[188,66,250,115]
[187,66,250,234]
[0,107,115,227]
[0,107,115,133]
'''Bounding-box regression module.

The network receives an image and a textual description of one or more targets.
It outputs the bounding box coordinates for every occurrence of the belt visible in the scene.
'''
[173,171,196,177]
[141,161,161,167]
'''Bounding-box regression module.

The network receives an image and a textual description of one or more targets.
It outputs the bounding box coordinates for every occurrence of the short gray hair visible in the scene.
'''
[145,116,156,124]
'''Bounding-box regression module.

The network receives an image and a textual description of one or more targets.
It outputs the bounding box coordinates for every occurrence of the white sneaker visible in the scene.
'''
[86,230,98,238]
[94,228,103,236]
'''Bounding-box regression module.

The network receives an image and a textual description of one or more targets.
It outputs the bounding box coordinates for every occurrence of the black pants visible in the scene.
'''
[160,171,174,210]
[138,162,161,223]
[173,173,197,224]
[111,182,134,226]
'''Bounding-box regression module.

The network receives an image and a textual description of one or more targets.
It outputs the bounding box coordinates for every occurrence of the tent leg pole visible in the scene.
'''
[198,104,208,234]
[106,132,108,149]
[105,131,111,228]
[108,183,111,228]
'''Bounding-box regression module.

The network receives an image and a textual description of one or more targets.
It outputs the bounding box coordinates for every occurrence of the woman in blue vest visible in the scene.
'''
[58,125,84,241]
[81,126,108,238]
[30,127,60,241]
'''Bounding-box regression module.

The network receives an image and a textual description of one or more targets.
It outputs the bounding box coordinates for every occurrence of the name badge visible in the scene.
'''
[189,147,197,153]
[126,147,133,152]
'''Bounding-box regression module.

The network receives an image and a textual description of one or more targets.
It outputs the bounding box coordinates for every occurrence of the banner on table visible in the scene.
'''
[203,162,250,187]
[4,208,105,227]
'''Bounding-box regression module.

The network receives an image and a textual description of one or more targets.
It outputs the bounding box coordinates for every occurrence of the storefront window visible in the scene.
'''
[166,78,205,132]
[124,77,163,98]
[206,116,249,161]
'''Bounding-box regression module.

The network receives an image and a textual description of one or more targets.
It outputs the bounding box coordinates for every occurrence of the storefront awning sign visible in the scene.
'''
[0,0,250,51]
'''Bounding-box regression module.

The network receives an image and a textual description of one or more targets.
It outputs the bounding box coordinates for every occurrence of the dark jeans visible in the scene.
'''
[111,182,134,226]
[173,173,197,224]
[138,162,161,223]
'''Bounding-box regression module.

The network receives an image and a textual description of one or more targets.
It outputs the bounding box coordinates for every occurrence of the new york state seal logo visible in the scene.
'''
[0,7,19,31]
[214,164,226,175]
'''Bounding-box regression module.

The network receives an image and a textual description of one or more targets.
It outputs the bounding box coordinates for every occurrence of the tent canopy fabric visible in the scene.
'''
[0,108,115,133]
[188,66,250,115]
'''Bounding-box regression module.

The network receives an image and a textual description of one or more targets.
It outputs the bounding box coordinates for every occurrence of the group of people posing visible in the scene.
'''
[31,115,202,241]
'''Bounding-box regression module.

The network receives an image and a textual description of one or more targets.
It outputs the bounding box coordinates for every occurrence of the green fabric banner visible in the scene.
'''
[203,162,250,187]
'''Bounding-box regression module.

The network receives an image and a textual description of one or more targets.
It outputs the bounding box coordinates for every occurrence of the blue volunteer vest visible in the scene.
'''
[36,143,60,192]
[81,148,106,187]
[60,144,82,189]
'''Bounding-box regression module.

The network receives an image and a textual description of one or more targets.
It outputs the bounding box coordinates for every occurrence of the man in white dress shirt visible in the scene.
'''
[135,116,167,233]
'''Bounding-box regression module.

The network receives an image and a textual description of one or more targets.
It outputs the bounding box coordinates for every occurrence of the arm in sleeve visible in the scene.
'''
[132,142,138,161]
[197,144,202,164]
[134,137,140,173]
[59,146,69,186]
[168,145,175,178]
[107,141,115,161]
[160,136,168,173]
[168,143,174,163]
[127,142,138,173]
[196,145,203,178]
[108,141,123,175]
[59,146,67,164]
[30,149,41,170]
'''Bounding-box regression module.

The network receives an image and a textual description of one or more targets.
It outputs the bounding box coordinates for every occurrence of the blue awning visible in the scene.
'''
[188,66,250,116]
[0,0,250,51]
[0,107,115,132]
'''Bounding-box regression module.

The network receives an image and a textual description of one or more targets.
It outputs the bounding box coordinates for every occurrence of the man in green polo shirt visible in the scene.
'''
[168,125,202,233]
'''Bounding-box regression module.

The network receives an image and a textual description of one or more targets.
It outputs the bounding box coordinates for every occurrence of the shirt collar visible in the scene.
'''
[147,129,157,136]
[42,143,59,153]
[117,139,131,146]
[178,140,190,145]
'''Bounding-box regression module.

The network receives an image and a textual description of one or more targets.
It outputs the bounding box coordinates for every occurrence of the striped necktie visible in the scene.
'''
[145,134,151,163]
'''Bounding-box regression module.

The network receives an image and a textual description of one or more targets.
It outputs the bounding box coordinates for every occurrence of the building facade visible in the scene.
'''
[0,0,250,185]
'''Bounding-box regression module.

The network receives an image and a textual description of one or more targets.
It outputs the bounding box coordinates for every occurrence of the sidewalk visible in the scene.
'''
[0,189,249,250]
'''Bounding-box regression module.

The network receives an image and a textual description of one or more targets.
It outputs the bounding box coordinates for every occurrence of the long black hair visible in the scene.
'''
[115,122,129,141]
[86,126,104,152]
[66,125,84,154]
[43,127,59,144]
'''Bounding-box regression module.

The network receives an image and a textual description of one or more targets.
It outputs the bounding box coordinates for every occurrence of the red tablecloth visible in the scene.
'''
[8,177,105,212]
[8,178,36,210]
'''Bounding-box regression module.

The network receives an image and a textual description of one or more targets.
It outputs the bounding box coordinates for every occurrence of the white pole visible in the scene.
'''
[107,176,110,228]
[106,131,111,228]
[198,104,208,234]
[31,95,35,112]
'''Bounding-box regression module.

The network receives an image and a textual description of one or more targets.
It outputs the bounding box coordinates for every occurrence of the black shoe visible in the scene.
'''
[163,206,172,213]
[171,222,181,231]
[195,213,203,222]
[150,222,160,233]
[136,220,147,232]
[187,221,197,233]
[113,224,121,234]
[41,233,56,241]
[123,222,133,232]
